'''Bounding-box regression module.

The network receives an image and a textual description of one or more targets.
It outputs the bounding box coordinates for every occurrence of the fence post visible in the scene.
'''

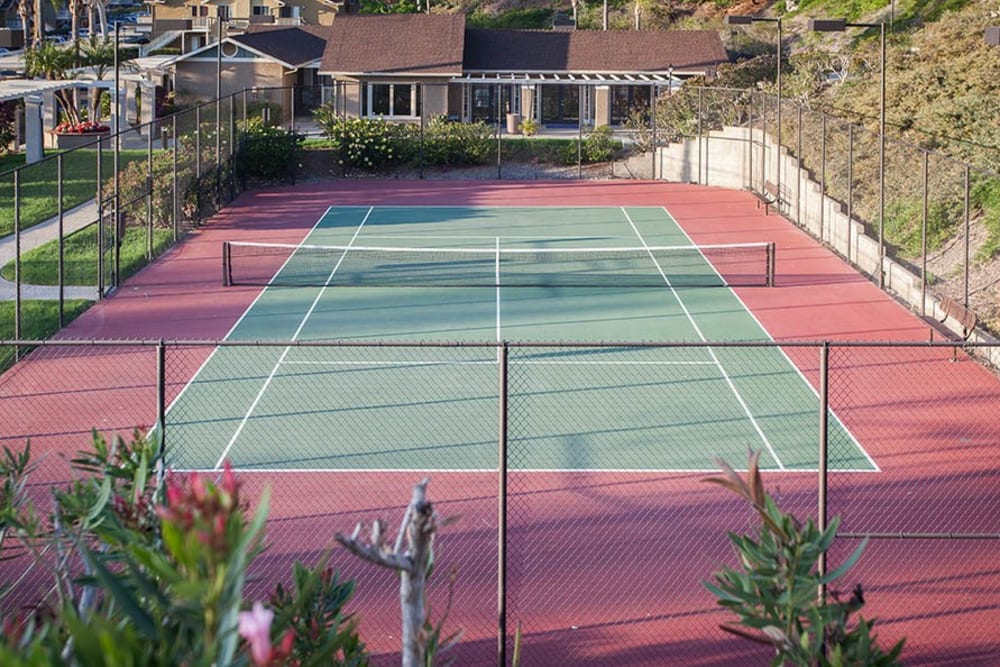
[650,82,657,179]
[57,153,65,326]
[156,339,167,488]
[97,136,105,298]
[820,114,827,243]
[496,83,502,179]
[796,105,802,224]
[697,87,703,184]
[963,165,971,307]
[818,342,830,605]
[114,110,121,289]
[748,91,754,191]
[760,92,766,193]
[196,106,202,180]
[497,341,509,667]
[172,114,179,241]
[921,151,929,315]
[847,124,854,263]
[147,123,154,260]
[13,170,21,361]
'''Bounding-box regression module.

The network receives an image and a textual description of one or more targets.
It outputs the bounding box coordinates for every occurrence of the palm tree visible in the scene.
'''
[24,41,82,125]
[80,36,132,121]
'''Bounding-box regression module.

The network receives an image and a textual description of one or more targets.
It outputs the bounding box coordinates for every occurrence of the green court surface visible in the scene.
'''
[166,206,876,473]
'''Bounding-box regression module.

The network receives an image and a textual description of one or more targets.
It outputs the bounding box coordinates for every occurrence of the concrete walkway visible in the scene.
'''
[0,200,102,301]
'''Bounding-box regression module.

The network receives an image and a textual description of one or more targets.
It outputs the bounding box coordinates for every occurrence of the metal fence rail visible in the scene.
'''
[1,338,998,664]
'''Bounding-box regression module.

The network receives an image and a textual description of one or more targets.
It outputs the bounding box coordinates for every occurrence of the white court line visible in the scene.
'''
[213,206,375,469]
[621,207,786,470]
[657,206,879,473]
[155,205,338,444]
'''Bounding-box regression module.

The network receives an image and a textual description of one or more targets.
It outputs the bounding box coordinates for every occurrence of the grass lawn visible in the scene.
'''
[0,299,93,373]
[0,149,150,237]
[1,223,176,285]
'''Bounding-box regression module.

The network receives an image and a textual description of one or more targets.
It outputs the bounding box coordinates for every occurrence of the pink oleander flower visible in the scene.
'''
[239,602,274,666]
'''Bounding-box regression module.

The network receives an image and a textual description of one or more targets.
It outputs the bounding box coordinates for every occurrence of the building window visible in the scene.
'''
[251,3,270,16]
[610,85,650,125]
[364,83,420,118]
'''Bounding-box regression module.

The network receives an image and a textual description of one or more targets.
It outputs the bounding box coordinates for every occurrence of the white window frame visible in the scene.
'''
[365,82,420,119]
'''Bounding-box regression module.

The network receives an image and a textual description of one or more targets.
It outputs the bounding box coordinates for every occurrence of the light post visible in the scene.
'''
[810,18,886,287]
[725,15,782,204]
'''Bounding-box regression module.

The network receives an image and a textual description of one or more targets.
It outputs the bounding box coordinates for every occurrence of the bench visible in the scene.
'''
[754,180,782,216]
[925,296,977,360]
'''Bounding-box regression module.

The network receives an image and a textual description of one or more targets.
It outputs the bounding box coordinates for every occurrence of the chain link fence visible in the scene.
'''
[0,91,258,361]
[2,339,999,664]
[6,83,999,355]
[658,86,1000,336]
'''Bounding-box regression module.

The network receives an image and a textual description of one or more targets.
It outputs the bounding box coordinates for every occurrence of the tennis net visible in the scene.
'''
[222,241,776,288]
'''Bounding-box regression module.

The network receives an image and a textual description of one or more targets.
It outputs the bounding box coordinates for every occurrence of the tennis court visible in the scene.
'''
[165,205,875,473]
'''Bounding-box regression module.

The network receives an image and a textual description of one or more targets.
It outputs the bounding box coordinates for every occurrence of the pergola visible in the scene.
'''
[449,70,680,135]
[0,78,116,163]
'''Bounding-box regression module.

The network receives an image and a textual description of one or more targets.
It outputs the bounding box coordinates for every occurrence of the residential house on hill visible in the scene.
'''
[141,0,339,56]
[168,14,728,130]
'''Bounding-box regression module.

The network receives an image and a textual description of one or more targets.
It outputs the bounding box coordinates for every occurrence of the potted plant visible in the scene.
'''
[52,120,111,149]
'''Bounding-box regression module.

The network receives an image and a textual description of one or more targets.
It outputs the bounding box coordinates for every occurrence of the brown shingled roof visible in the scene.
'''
[463,29,727,75]
[319,15,466,76]
[235,26,328,67]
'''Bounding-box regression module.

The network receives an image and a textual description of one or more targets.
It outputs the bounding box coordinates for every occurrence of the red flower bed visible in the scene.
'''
[54,120,111,134]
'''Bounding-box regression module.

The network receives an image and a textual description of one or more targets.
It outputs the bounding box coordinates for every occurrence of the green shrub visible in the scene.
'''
[419,116,494,167]
[583,124,616,163]
[112,144,197,228]
[236,116,303,182]
[314,110,414,172]
[501,137,573,164]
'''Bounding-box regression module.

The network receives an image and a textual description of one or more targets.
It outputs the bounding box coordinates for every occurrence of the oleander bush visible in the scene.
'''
[0,433,369,666]
[704,451,905,665]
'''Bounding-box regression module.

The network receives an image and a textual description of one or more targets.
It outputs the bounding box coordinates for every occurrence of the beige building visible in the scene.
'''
[169,14,729,129]
[142,0,339,56]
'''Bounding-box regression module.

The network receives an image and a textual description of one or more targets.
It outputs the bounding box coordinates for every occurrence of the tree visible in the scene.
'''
[703,451,905,665]
[79,36,133,121]
[24,42,82,125]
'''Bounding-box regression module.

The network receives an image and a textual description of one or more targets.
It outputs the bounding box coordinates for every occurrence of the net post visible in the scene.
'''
[222,242,231,286]
[497,340,509,666]
[767,241,776,287]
